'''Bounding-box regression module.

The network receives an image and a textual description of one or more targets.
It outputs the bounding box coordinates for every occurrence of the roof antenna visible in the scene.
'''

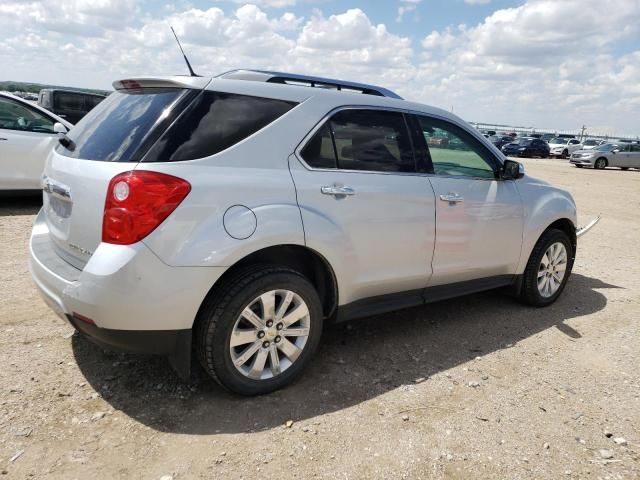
[170,26,198,77]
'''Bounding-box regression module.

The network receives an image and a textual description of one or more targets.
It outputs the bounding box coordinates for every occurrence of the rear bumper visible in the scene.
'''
[29,207,225,337]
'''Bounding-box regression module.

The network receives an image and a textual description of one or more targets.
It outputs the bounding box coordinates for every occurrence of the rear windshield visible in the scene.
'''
[56,88,296,163]
[56,88,187,162]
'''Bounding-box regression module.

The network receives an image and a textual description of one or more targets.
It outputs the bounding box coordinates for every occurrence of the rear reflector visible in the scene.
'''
[72,312,96,325]
[102,171,191,245]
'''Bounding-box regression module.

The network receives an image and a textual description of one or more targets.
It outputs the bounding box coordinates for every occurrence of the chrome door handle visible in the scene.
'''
[439,193,464,203]
[321,185,356,196]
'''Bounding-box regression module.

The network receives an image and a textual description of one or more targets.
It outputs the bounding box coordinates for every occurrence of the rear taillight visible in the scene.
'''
[102,171,191,245]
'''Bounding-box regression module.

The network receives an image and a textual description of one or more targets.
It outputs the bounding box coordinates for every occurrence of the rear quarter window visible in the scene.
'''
[143,91,297,162]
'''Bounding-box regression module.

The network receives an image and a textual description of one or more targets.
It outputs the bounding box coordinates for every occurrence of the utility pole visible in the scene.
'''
[580,125,587,141]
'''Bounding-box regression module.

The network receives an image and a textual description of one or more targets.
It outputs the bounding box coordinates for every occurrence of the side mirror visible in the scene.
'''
[502,159,524,180]
[612,149,619,154]
[53,122,68,134]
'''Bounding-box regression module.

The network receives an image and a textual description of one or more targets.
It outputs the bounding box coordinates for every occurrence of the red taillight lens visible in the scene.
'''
[102,171,191,245]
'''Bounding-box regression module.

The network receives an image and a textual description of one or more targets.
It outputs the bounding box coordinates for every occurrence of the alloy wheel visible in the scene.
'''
[229,289,310,380]
[537,242,568,298]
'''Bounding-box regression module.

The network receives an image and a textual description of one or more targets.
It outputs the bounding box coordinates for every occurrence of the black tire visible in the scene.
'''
[520,228,574,307]
[621,167,629,170]
[562,149,569,158]
[574,164,583,168]
[594,157,607,170]
[195,265,323,396]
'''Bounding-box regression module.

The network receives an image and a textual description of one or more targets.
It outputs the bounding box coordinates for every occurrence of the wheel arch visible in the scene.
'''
[198,244,339,320]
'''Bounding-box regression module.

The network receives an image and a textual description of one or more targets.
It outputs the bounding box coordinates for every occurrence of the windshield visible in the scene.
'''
[549,137,565,144]
[583,139,598,146]
[594,143,616,152]
[516,138,531,145]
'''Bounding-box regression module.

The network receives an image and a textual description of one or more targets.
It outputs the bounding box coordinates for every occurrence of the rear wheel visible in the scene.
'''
[196,265,323,395]
[520,229,574,307]
[594,157,607,169]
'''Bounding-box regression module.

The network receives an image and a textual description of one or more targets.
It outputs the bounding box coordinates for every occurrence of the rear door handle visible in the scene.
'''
[321,185,356,196]
[439,192,464,203]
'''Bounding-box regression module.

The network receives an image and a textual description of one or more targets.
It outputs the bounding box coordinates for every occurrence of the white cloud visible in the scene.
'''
[396,0,422,23]
[0,0,638,134]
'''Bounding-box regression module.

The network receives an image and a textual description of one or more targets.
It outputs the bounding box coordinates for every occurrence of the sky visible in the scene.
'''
[1,0,639,136]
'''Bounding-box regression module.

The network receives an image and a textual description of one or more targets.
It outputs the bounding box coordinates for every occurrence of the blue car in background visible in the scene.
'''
[502,137,550,158]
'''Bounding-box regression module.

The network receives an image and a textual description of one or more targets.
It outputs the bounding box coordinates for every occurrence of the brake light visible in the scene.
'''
[102,171,191,245]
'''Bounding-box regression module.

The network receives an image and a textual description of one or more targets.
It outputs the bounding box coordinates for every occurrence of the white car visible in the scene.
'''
[0,92,72,191]
[548,138,582,158]
[29,71,597,395]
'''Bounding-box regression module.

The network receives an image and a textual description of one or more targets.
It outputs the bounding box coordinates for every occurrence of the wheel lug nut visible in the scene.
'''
[257,331,265,339]
[276,323,283,331]
[262,341,270,348]
[266,320,273,327]
[274,336,281,343]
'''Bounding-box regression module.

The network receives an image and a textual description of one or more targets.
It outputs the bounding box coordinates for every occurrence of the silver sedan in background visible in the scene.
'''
[570,143,640,170]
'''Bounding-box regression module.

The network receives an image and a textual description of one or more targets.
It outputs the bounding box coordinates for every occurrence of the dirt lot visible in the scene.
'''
[1,158,639,479]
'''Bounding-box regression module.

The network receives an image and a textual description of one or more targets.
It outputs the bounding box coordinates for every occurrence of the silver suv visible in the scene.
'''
[30,70,586,395]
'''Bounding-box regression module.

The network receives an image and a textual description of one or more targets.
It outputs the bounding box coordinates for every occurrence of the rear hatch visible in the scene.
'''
[43,77,209,268]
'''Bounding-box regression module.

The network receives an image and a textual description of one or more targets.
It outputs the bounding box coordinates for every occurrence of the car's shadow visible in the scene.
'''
[0,193,42,216]
[72,273,618,434]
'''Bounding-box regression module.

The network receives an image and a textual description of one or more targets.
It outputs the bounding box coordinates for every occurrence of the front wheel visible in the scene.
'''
[594,157,607,169]
[520,229,574,307]
[562,149,569,158]
[196,265,323,395]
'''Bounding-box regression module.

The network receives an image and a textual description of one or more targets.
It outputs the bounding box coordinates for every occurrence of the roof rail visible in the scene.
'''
[217,69,403,99]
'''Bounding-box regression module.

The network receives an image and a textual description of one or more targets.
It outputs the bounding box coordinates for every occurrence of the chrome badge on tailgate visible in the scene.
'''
[43,176,73,219]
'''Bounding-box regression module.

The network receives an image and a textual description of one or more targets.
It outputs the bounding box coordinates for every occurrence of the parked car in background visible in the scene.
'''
[548,138,582,157]
[0,92,72,191]
[501,137,550,158]
[490,135,516,150]
[581,139,605,150]
[541,133,555,143]
[38,89,107,124]
[570,143,640,170]
[29,70,586,395]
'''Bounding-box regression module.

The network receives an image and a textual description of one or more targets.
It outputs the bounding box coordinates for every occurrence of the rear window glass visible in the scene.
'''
[143,91,297,162]
[54,93,85,111]
[56,88,187,162]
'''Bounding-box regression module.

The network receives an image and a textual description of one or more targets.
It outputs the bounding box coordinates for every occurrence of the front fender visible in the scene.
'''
[516,178,577,274]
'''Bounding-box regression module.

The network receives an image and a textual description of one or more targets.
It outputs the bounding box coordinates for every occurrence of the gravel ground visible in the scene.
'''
[1,158,639,479]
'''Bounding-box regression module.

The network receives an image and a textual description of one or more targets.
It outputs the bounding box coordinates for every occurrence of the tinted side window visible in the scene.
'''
[144,91,296,162]
[0,97,54,133]
[414,115,497,179]
[329,110,415,172]
[300,123,337,169]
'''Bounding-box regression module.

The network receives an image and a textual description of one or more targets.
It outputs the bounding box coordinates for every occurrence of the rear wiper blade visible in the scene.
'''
[58,134,75,152]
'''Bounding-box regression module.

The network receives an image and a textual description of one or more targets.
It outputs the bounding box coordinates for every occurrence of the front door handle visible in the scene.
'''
[439,192,464,203]
[0,138,7,141]
[321,185,356,196]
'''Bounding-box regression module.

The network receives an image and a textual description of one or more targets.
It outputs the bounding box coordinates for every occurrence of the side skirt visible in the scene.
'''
[335,275,516,323]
